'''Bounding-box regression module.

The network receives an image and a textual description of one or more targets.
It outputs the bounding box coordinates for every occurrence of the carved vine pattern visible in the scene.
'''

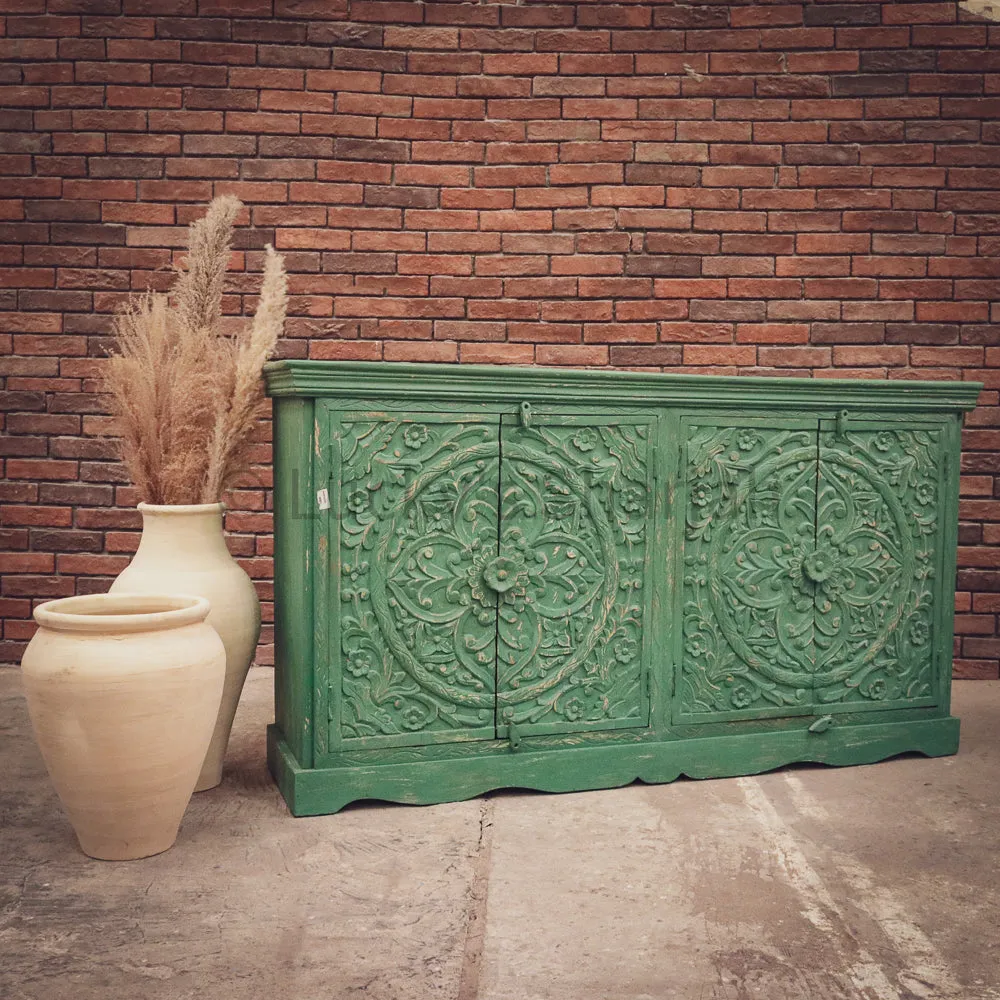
[337,416,651,741]
[680,424,940,718]
[814,427,939,707]
[497,421,650,729]
[339,419,499,740]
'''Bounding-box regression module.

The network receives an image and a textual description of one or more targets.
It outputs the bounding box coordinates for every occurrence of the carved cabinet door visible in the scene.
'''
[674,416,821,723]
[495,412,657,738]
[331,412,501,748]
[812,418,947,712]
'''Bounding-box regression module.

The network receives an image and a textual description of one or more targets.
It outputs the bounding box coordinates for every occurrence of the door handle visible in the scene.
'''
[808,715,834,734]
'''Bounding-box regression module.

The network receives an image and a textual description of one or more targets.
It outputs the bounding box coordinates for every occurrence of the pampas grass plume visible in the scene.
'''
[104,197,287,504]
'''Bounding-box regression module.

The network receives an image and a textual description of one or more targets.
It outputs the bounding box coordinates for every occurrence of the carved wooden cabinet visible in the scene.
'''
[264,361,980,816]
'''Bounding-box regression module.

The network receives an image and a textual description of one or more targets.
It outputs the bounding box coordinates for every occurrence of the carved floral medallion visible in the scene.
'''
[680,423,941,719]
[337,415,652,742]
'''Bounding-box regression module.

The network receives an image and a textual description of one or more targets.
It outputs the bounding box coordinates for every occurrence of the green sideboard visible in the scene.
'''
[263,360,981,816]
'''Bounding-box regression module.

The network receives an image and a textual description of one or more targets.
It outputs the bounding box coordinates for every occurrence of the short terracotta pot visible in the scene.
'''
[21,593,225,861]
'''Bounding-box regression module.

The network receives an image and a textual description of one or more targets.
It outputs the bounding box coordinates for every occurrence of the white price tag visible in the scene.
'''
[316,488,330,510]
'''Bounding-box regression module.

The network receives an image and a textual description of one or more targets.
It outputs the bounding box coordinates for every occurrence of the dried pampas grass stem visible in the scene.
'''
[104,197,287,504]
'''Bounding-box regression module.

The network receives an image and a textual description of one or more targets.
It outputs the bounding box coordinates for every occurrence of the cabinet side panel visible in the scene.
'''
[272,396,314,768]
[937,414,963,715]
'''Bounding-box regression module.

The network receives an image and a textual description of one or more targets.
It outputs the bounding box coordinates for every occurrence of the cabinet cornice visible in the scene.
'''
[265,360,982,413]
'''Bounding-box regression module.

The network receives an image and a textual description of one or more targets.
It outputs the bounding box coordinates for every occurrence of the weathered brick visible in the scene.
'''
[0,0,998,668]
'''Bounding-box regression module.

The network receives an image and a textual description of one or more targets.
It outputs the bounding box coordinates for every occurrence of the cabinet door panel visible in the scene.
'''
[496,414,656,737]
[675,418,819,723]
[813,420,945,711]
[333,413,499,748]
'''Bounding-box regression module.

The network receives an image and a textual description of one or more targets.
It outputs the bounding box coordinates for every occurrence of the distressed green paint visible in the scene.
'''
[676,414,951,722]
[265,361,978,412]
[271,396,314,768]
[496,413,655,737]
[264,360,980,816]
[813,418,945,712]
[267,715,961,817]
[334,413,499,747]
[676,418,819,723]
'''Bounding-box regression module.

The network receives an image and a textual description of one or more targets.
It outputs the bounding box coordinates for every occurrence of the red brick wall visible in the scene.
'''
[1,0,999,675]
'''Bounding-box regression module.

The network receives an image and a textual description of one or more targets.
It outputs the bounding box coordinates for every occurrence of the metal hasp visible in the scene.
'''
[264,360,981,816]
[836,408,849,439]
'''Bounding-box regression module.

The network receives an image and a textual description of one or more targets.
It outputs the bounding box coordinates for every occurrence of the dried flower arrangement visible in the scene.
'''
[104,196,287,504]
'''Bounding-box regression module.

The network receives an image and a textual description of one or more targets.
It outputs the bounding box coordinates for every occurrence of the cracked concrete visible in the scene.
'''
[1,667,998,999]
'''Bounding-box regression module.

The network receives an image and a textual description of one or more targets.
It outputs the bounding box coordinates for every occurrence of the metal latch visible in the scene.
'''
[808,715,834,734]
[835,409,849,439]
[507,720,522,751]
[520,401,532,428]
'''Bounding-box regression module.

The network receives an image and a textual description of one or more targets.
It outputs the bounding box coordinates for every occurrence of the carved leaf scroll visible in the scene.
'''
[678,419,944,722]
[813,426,940,708]
[679,423,818,720]
[338,416,499,743]
[497,418,653,734]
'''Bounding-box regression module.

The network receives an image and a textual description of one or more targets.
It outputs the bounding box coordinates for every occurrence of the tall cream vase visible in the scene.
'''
[22,593,225,861]
[110,502,261,791]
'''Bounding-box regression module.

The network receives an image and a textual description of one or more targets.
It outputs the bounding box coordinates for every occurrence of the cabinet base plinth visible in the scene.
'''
[266,718,960,817]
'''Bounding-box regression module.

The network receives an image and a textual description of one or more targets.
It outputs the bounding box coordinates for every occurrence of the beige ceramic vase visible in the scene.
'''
[110,502,261,791]
[21,593,225,861]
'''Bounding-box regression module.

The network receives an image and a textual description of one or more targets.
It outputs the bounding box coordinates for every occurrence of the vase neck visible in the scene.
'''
[135,505,232,566]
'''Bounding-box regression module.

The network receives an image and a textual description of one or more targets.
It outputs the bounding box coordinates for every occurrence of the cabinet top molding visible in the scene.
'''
[264,360,982,413]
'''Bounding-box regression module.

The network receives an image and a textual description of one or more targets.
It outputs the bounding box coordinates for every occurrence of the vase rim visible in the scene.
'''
[33,593,212,634]
[138,502,225,515]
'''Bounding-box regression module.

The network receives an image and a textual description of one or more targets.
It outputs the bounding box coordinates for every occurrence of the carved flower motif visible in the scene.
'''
[868,678,888,701]
[403,424,429,449]
[563,696,586,721]
[915,481,935,506]
[702,440,918,699]
[685,635,709,658]
[466,546,535,615]
[347,489,369,514]
[346,650,375,677]
[909,618,929,647]
[482,555,523,594]
[873,431,895,452]
[802,549,836,584]
[737,429,760,452]
[858,503,878,527]
[914,548,933,581]
[730,684,754,709]
[613,637,638,663]
[793,547,853,608]
[572,428,598,452]
[400,702,431,730]
[691,482,713,508]
[424,632,452,655]
[619,487,645,513]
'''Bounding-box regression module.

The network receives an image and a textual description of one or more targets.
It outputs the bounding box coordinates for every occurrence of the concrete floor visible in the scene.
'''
[1,669,998,1000]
